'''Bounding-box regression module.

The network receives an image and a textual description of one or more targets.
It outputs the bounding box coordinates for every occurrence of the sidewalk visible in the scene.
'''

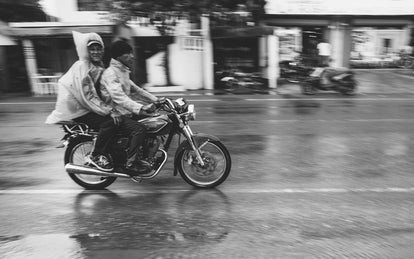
[0,87,278,102]
[1,69,414,102]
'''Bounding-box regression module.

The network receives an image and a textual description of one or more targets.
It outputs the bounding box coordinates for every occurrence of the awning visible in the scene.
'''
[8,22,114,38]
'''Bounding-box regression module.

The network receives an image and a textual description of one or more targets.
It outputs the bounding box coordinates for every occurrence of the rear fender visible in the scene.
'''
[64,135,93,148]
[173,133,221,176]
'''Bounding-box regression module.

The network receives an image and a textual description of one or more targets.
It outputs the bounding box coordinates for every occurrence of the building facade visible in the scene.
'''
[261,0,414,68]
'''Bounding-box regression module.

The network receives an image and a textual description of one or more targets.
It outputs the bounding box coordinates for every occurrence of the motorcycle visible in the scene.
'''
[216,69,267,92]
[279,59,313,84]
[301,67,357,95]
[60,97,232,189]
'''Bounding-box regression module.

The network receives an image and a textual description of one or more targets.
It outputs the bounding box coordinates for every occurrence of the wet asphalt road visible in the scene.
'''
[1,70,414,258]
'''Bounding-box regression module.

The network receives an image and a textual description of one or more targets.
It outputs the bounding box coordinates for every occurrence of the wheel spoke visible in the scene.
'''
[70,141,108,185]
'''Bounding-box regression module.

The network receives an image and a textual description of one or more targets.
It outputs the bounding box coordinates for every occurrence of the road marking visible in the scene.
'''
[189,99,221,102]
[0,102,56,105]
[0,100,222,105]
[1,187,414,195]
[3,97,414,105]
[244,98,414,101]
[192,118,414,123]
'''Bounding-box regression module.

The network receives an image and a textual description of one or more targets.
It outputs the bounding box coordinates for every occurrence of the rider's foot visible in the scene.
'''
[125,160,151,175]
[86,154,114,172]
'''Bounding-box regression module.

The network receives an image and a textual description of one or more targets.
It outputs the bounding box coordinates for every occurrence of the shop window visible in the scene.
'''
[77,0,109,11]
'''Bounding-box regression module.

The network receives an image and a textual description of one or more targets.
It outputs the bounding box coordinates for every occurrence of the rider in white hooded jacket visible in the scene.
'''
[45,31,120,172]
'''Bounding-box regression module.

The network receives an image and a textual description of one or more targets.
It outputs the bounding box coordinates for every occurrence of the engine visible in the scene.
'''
[144,137,160,161]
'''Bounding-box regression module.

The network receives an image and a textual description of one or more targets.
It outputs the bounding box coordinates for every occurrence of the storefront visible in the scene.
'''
[210,26,274,88]
[262,0,414,68]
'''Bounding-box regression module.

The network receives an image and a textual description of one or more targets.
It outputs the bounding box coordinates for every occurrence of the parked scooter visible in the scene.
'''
[301,67,357,95]
[279,58,313,84]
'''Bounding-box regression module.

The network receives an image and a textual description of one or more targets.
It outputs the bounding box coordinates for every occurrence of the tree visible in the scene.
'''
[0,0,47,22]
[110,0,265,26]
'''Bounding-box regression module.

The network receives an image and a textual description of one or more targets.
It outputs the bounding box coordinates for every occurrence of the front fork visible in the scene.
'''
[182,125,205,166]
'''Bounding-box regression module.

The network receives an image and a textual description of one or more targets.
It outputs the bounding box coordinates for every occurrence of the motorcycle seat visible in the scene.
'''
[325,67,352,76]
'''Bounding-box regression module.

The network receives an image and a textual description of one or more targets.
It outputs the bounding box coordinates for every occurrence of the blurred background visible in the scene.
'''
[0,0,414,96]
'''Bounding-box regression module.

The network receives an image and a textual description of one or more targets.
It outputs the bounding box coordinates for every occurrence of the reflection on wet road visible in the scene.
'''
[1,189,414,258]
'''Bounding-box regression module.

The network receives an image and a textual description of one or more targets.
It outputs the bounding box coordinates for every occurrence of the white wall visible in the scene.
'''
[352,29,407,59]
[40,0,110,23]
[146,42,204,89]
[41,0,76,20]
[146,52,167,86]
[170,42,204,89]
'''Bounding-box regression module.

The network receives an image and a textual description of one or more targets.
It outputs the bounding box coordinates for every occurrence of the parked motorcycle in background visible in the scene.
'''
[396,48,414,69]
[215,69,267,93]
[279,59,314,84]
[300,67,357,95]
[61,97,232,189]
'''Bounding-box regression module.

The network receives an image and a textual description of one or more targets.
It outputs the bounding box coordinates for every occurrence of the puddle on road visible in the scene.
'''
[0,139,53,188]
[0,234,84,259]
[0,228,229,258]
[0,139,50,157]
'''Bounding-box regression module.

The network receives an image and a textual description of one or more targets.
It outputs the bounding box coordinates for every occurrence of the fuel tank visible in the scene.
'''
[139,115,172,135]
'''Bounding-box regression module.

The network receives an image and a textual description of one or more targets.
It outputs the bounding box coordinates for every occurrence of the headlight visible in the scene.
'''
[176,98,186,106]
[187,104,196,120]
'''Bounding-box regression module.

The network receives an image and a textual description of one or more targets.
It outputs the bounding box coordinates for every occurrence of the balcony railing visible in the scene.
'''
[32,74,60,96]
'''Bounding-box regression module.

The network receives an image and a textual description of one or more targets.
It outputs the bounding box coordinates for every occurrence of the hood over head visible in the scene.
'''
[72,31,104,61]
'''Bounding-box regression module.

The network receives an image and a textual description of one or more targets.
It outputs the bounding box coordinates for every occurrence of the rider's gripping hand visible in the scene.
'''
[154,97,166,108]
[110,109,122,126]
[142,103,156,113]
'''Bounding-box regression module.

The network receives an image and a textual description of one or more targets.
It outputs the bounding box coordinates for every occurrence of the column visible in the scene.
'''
[267,34,279,89]
[22,39,38,94]
[201,15,214,90]
[328,21,352,68]
[403,24,412,46]
[0,47,8,92]
[258,36,267,76]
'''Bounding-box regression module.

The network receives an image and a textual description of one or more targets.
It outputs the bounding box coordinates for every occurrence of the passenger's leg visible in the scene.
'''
[74,113,117,156]
[74,113,117,171]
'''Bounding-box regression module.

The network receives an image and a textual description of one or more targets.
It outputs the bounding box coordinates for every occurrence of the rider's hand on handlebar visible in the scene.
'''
[154,97,166,108]
[142,103,156,113]
[110,110,122,126]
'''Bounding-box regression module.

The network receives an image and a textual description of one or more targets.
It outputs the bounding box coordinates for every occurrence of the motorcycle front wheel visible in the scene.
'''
[64,138,117,190]
[177,140,231,188]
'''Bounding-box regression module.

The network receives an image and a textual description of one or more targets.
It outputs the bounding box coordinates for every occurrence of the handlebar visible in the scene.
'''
[153,97,189,114]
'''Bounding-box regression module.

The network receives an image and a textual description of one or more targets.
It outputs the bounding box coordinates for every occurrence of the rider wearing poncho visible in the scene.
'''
[45,31,120,172]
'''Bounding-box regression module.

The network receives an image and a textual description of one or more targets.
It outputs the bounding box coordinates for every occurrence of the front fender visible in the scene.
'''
[173,133,221,176]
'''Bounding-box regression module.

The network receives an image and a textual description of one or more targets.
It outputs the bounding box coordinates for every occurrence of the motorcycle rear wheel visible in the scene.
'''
[64,138,117,190]
[177,140,231,188]
[339,81,357,95]
[301,82,316,95]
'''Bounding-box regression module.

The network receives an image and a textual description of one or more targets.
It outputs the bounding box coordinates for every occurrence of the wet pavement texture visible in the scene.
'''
[1,69,414,258]
[1,191,414,258]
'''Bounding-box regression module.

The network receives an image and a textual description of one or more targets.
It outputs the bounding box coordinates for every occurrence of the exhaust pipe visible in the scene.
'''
[65,163,131,178]
[65,150,168,180]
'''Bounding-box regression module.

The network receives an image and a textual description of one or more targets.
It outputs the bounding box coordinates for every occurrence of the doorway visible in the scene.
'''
[301,27,324,66]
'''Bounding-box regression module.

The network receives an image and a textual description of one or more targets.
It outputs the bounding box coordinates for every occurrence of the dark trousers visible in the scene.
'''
[74,113,117,156]
[118,116,146,159]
